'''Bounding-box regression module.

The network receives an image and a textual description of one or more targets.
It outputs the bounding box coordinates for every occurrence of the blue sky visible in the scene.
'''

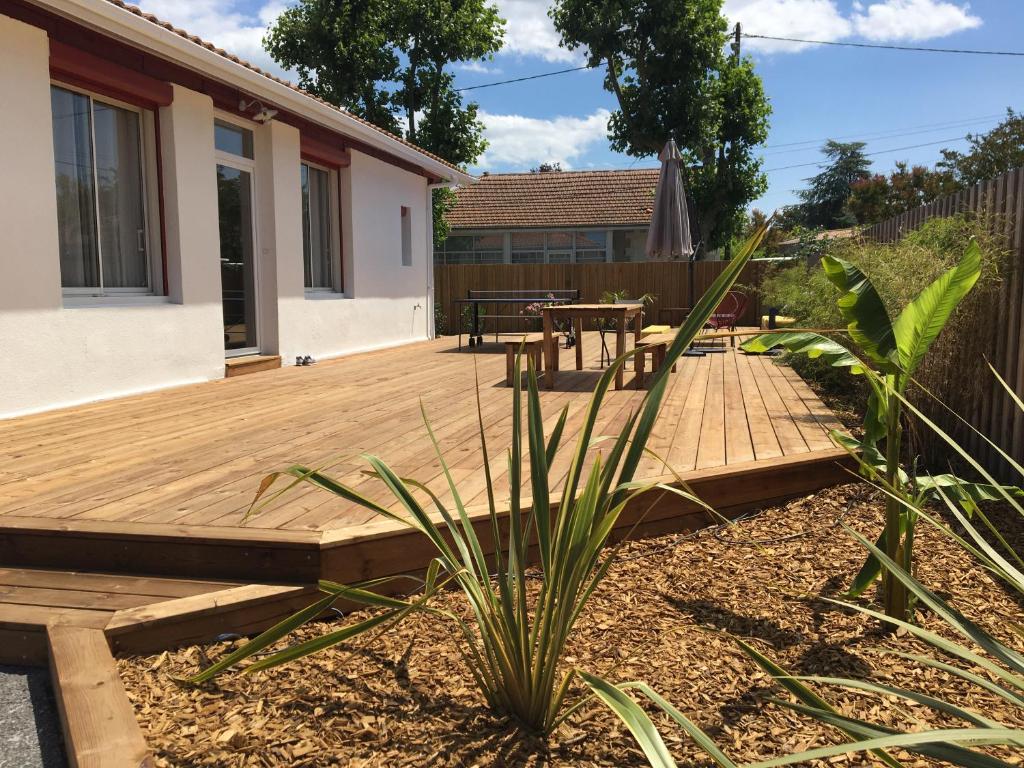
[140,0,1023,213]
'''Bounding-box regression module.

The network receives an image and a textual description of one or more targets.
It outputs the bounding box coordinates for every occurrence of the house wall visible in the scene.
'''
[276,150,430,362]
[0,12,432,419]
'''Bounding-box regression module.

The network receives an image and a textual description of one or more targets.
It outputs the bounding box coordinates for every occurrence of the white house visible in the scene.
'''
[0,0,473,419]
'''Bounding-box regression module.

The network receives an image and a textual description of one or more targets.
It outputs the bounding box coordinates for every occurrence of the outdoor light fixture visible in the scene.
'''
[238,98,279,123]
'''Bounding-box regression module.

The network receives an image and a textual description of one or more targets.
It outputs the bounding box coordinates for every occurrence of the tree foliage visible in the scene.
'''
[264,0,504,242]
[847,162,959,225]
[938,108,1024,187]
[550,0,770,252]
[793,140,871,229]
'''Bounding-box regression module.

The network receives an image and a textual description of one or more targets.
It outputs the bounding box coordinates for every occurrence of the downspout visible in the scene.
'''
[426,180,456,339]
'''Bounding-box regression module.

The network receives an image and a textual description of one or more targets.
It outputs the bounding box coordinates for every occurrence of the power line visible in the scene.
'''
[453,34,1024,93]
[743,33,1024,57]
[454,64,594,92]
[762,113,1006,151]
[763,135,970,173]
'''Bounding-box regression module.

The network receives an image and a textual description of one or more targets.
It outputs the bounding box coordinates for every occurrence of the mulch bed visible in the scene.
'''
[118,484,1024,767]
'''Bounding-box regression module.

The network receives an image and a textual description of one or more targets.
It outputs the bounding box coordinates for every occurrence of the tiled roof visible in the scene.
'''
[101,0,464,177]
[447,169,660,230]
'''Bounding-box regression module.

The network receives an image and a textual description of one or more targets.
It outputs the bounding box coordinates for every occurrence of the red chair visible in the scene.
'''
[704,291,748,348]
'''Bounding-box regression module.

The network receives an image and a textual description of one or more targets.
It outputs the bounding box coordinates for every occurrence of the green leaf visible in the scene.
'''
[740,331,869,374]
[184,592,339,684]
[891,239,981,376]
[737,639,905,768]
[577,672,679,768]
[847,528,886,597]
[821,255,899,371]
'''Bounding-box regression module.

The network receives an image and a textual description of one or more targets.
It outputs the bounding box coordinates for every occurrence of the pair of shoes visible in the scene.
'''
[295,355,317,366]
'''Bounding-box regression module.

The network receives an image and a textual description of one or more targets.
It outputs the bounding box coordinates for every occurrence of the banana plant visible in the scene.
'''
[741,240,1003,621]
[580,369,1024,768]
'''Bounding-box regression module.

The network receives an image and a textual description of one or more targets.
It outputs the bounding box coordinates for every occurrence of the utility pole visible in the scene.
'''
[722,22,741,260]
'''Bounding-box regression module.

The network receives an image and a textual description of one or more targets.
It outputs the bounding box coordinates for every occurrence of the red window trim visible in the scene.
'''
[49,40,173,110]
[300,134,351,170]
[49,41,171,295]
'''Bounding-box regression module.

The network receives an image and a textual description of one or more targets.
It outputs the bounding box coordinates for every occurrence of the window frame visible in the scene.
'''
[436,228,616,265]
[51,80,162,299]
[300,160,342,293]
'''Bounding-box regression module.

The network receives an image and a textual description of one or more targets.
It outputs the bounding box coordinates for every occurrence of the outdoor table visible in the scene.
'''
[451,294,575,348]
[541,303,644,391]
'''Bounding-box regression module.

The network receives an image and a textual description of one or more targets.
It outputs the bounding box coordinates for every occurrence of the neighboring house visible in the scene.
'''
[438,168,658,265]
[0,0,472,418]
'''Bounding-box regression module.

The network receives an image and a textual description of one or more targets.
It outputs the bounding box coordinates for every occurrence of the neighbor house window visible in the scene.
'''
[301,163,335,289]
[400,206,412,266]
[511,232,544,264]
[546,232,573,264]
[574,230,608,262]
[51,85,153,294]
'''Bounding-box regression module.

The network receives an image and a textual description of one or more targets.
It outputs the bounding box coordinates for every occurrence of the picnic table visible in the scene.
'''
[452,290,579,348]
[541,303,644,391]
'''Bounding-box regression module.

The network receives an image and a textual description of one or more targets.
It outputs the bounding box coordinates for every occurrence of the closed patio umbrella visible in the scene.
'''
[645,140,702,353]
[645,139,694,263]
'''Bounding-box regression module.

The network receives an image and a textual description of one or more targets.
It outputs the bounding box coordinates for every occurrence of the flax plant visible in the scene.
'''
[185,228,768,733]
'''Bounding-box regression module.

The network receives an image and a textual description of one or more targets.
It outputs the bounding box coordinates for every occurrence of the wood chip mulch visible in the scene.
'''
[118,484,1024,767]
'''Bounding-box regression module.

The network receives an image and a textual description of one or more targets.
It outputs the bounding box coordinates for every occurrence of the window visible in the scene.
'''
[546,232,573,264]
[574,230,608,262]
[215,119,253,159]
[400,206,412,266]
[511,232,544,264]
[301,163,335,289]
[435,233,503,264]
[51,85,153,294]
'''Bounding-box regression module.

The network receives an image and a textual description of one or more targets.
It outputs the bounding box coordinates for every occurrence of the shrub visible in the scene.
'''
[758,214,1009,464]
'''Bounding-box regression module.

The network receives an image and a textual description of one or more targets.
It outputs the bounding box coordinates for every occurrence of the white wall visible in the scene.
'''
[276,149,431,363]
[0,12,433,418]
[0,18,219,418]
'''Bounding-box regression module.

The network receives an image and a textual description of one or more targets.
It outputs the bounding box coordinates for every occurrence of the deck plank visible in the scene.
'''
[0,333,844,546]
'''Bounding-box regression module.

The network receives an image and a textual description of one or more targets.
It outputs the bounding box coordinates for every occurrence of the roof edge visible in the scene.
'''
[40,0,476,186]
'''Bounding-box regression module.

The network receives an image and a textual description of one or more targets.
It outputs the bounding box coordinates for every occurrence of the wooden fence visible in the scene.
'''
[862,167,1024,477]
[433,260,766,336]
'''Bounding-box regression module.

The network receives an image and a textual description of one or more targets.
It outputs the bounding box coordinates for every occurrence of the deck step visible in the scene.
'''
[224,354,281,378]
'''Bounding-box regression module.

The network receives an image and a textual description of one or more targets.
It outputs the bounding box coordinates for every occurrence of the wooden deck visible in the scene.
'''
[0,333,853,767]
[0,333,851,657]
[0,334,840,530]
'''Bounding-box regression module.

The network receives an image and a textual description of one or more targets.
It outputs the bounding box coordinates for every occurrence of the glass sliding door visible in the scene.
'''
[216,163,258,354]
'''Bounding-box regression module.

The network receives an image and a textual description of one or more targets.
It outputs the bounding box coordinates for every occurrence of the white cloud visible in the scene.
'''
[494,0,582,63]
[724,0,981,54]
[134,0,293,79]
[456,60,504,75]
[852,0,982,41]
[474,109,610,170]
[724,0,852,52]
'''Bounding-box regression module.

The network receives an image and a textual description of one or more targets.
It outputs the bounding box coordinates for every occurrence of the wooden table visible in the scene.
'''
[541,303,644,390]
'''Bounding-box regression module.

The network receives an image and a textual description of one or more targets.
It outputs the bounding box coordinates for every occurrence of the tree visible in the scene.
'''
[531,162,564,173]
[795,140,871,229]
[550,0,770,253]
[264,0,504,242]
[938,108,1024,186]
[847,162,958,225]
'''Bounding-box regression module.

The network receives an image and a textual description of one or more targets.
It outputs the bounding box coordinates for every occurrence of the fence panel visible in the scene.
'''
[862,167,1024,476]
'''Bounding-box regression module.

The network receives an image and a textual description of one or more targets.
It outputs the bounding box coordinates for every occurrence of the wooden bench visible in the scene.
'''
[504,334,546,387]
[634,333,677,389]
[641,324,671,338]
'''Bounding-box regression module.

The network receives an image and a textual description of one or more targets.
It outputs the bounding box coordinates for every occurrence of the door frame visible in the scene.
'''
[215,141,260,359]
